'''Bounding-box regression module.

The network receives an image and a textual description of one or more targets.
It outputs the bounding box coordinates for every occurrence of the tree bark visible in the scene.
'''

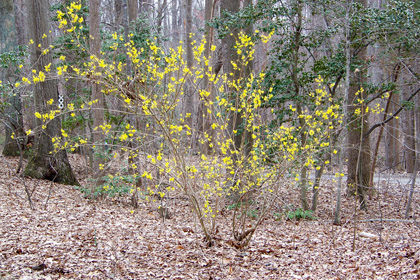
[157,0,167,35]
[384,64,401,171]
[171,0,178,41]
[242,0,253,157]
[221,0,240,153]
[290,0,309,211]
[89,0,106,174]
[127,0,138,25]
[114,0,123,30]
[384,91,401,170]
[370,63,401,186]
[334,0,351,224]
[405,92,420,217]
[1,0,25,157]
[346,0,371,210]
[24,0,78,185]
[139,0,150,14]
[195,0,214,153]
[403,97,416,173]
[183,0,194,129]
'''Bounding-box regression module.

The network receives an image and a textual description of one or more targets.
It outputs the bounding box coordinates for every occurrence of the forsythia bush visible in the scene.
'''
[14,1,345,247]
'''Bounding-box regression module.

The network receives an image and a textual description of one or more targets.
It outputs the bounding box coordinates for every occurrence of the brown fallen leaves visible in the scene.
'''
[0,155,419,279]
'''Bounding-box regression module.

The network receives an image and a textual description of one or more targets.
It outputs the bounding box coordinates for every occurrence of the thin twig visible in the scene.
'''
[359,219,416,223]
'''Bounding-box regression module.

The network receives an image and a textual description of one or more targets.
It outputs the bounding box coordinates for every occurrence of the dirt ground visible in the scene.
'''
[0,154,419,279]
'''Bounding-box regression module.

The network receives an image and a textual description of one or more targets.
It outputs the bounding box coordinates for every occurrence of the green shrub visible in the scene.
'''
[285,208,316,220]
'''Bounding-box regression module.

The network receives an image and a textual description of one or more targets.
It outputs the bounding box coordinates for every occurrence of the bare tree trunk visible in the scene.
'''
[405,93,420,218]
[347,68,371,210]
[195,0,214,153]
[171,0,178,41]
[183,0,194,130]
[1,0,25,157]
[222,0,240,155]
[13,0,26,45]
[289,0,309,210]
[384,86,401,171]
[115,0,123,30]
[334,0,352,224]
[128,0,138,24]
[157,0,167,35]
[242,0,253,157]
[403,99,416,173]
[89,0,106,174]
[370,63,401,186]
[140,0,150,15]
[24,0,78,185]
[346,0,371,210]
[126,0,138,76]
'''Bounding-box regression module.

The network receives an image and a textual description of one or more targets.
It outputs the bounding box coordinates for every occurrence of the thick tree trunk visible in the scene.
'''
[114,0,123,30]
[221,0,241,153]
[12,0,26,45]
[127,0,138,24]
[24,0,78,185]
[1,0,25,157]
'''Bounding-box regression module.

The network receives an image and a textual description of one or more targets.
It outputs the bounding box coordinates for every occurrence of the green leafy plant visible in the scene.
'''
[285,208,317,220]
[76,174,137,198]
[273,212,282,221]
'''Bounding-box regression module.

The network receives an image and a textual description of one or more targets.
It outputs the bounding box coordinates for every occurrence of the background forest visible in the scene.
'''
[0,0,419,278]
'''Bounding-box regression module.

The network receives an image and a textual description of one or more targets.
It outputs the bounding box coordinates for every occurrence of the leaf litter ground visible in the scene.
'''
[0,155,419,279]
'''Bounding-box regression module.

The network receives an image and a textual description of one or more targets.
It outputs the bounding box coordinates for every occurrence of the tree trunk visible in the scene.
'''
[24,0,78,185]
[139,0,150,14]
[347,69,371,210]
[334,0,351,224]
[289,0,309,210]
[114,0,123,30]
[127,0,138,25]
[346,0,371,210]
[370,65,401,186]
[89,0,106,174]
[171,0,178,41]
[183,0,194,129]
[405,93,419,218]
[13,0,26,45]
[1,0,25,157]
[403,99,416,173]
[242,0,253,157]
[196,0,213,154]
[384,90,401,171]
[157,0,167,35]
[221,0,240,153]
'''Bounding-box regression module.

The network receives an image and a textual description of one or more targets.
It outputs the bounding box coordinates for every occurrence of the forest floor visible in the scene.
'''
[0,154,419,280]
